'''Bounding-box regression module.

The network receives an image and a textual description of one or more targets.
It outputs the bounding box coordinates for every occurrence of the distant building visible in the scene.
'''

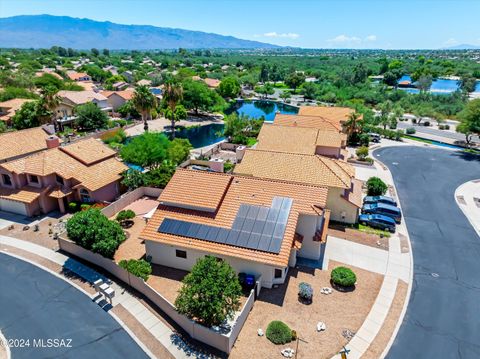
[66,71,92,82]
[101,90,135,111]
[0,98,35,126]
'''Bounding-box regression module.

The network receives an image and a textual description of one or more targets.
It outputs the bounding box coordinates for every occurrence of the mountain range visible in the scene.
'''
[444,44,480,50]
[0,15,279,50]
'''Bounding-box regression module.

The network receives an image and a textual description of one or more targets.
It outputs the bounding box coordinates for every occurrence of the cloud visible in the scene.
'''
[327,34,378,47]
[254,32,300,39]
[443,38,459,47]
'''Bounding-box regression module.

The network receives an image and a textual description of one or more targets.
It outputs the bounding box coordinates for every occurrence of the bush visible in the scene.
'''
[395,129,404,141]
[116,209,136,222]
[406,127,416,134]
[331,267,357,287]
[412,118,417,124]
[445,124,450,130]
[366,176,388,196]
[266,321,293,345]
[423,121,430,126]
[68,202,78,213]
[359,133,370,146]
[298,282,313,303]
[175,256,242,327]
[66,209,126,259]
[119,259,152,281]
[438,124,445,130]
[80,203,91,211]
[356,146,369,160]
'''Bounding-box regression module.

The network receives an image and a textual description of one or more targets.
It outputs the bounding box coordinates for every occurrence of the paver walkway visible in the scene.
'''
[455,179,480,237]
[0,235,193,359]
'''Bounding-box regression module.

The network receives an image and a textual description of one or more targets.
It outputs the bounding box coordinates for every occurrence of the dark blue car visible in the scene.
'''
[362,202,402,223]
[363,195,397,207]
[359,214,396,233]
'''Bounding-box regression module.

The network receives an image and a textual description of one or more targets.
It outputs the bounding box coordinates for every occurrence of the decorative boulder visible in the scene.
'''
[281,348,295,358]
[317,322,326,332]
[257,328,264,336]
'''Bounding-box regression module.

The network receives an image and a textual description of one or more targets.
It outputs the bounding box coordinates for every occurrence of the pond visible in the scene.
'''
[226,100,299,122]
[397,75,461,95]
[174,123,225,148]
[474,81,480,93]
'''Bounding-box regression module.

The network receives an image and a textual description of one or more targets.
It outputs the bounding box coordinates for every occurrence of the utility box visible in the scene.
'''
[209,158,224,173]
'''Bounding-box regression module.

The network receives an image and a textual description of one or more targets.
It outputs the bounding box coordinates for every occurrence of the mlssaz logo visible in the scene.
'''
[33,339,73,348]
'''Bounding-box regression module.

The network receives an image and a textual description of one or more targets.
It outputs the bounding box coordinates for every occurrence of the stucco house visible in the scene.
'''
[101,90,134,111]
[66,71,92,82]
[0,138,127,216]
[0,98,34,126]
[256,122,348,160]
[235,149,361,224]
[141,169,330,289]
[0,127,52,163]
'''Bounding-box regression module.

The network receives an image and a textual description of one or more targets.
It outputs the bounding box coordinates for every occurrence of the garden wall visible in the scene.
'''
[101,187,162,218]
[57,236,254,354]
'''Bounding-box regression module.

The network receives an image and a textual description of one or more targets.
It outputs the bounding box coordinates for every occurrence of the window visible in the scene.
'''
[2,174,12,186]
[56,174,64,185]
[29,175,39,184]
[79,188,91,203]
[176,250,187,259]
[274,269,283,279]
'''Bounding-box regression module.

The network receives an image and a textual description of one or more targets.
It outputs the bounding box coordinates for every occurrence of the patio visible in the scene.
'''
[230,260,383,359]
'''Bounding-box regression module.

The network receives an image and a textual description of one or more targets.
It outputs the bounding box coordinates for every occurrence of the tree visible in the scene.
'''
[120,132,170,169]
[164,104,187,134]
[75,102,108,130]
[175,256,242,327]
[417,75,433,94]
[383,71,400,87]
[91,48,100,57]
[378,101,393,130]
[38,85,60,125]
[66,209,125,259]
[280,91,291,103]
[167,138,193,165]
[218,76,241,99]
[103,48,110,57]
[121,169,145,190]
[12,101,41,129]
[224,113,263,145]
[132,85,157,131]
[366,177,388,196]
[300,82,317,101]
[285,72,305,92]
[163,81,184,138]
[182,79,224,114]
[259,63,269,83]
[456,99,480,146]
[344,111,363,143]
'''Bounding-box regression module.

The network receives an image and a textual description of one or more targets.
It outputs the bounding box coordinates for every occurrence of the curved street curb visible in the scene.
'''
[0,250,155,359]
[454,180,480,238]
[372,154,415,359]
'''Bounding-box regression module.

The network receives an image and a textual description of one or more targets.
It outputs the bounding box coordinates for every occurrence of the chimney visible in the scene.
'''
[46,135,60,149]
[208,158,224,173]
[236,145,246,162]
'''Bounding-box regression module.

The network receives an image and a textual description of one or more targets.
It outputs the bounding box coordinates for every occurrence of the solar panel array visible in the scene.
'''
[157,196,293,254]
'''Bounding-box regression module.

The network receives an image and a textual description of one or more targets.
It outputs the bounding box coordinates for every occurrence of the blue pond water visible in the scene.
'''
[226,100,299,122]
[397,75,461,95]
[474,81,480,93]
[174,123,225,148]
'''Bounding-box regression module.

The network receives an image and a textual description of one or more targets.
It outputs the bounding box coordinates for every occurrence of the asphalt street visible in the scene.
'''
[0,253,149,359]
[374,146,480,359]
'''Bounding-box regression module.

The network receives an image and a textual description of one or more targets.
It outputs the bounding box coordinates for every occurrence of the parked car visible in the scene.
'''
[368,133,381,143]
[359,214,396,233]
[362,202,402,223]
[363,195,397,207]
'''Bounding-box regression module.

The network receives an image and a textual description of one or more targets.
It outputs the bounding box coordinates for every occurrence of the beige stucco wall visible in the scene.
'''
[326,187,359,224]
[106,94,127,111]
[145,240,288,288]
[315,146,341,158]
[296,213,324,260]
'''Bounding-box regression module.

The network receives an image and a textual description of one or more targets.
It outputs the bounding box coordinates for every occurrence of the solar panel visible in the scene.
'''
[157,196,293,255]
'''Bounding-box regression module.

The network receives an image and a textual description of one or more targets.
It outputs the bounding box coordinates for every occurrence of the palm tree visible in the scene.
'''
[163,81,184,139]
[132,85,157,131]
[344,111,362,140]
[39,85,60,125]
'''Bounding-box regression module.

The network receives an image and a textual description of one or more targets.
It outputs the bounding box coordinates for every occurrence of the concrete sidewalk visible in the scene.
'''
[328,141,414,359]
[455,179,480,237]
[0,235,194,359]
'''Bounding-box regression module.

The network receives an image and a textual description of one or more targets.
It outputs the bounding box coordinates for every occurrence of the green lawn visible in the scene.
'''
[358,223,391,237]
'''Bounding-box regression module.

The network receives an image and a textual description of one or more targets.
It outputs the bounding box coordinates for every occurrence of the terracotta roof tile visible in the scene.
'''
[0,186,43,203]
[57,90,107,105]
[235,149,354,189]
[274,114,342,131]
[0,127,50,162]
[60,138,116,165]
[159,169,232,212]
[297,106,355,124]
[141,169,328,267]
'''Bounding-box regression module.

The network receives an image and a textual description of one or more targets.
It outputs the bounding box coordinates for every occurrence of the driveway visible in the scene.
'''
[0,211,32,230]
[374,146,480,358]
[0,253,148,359]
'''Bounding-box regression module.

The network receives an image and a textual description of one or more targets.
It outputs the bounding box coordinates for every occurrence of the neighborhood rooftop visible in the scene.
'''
[141,168,328,267]
[273,113,342,132]
[297,106,356,124]
[256,123,347,154]
[0,127,51,162]
[235,149,355,189]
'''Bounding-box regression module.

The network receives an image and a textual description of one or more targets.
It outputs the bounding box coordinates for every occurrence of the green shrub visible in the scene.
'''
[80,203,91,211]
[66,209,126,259]
[445,124,450,130]
[356,146,369,160]
[298,282,313,302]
[359,133,370,146]
[266,321,293,345]
[224,160,234,173]
[406,127,416,134]
[366,176,388,196]
[119,259,152,281]
[438,124,445,130]
[423,121,430,126]
[412,118,417,124]
[116,209,136,222]
[68,202,78,213]
[395,130,403,141]
[331,266,357,287]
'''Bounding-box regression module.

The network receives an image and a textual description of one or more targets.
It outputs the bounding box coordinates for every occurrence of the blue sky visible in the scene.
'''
[1,0,479,49]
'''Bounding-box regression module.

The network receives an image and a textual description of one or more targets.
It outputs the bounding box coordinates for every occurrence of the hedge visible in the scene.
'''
[119,259,152,281]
